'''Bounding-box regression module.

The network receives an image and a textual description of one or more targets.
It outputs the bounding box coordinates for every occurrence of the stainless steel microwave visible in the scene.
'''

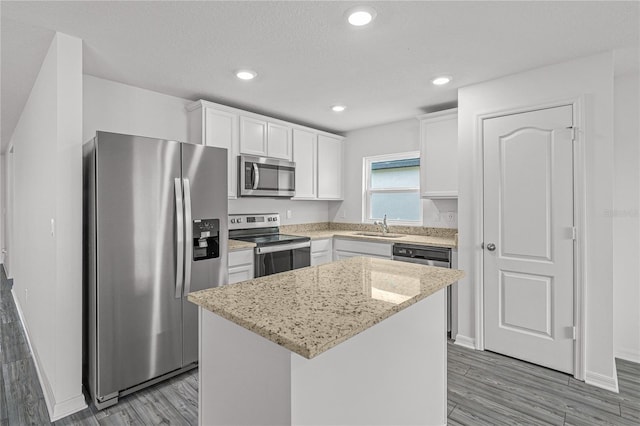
[238,155,296,197]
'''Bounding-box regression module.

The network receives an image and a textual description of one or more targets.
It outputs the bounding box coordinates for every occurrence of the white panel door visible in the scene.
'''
[292,129,317,199]
[483,105,574,374]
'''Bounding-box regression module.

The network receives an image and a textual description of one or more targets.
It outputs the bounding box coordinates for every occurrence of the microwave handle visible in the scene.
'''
[252,163,260,190]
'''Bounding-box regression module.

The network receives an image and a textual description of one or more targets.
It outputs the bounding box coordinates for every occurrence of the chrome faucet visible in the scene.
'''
[374,214,389,234]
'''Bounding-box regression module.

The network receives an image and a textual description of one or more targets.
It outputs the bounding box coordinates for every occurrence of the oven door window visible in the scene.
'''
[257,247,310,277]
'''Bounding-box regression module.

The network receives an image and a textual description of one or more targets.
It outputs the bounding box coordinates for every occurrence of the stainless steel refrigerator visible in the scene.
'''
[83,131,228,409]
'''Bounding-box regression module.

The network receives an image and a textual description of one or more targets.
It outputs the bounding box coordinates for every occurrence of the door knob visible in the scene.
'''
[486,243,496,251]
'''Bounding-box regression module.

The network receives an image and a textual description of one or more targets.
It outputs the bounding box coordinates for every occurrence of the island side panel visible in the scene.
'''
[290,289,447,426]
[199,307,292,426]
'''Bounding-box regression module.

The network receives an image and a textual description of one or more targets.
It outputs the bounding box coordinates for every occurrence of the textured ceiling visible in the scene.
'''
[1,1,639,151]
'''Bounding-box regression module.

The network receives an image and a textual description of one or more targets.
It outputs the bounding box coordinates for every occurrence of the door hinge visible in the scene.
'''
[567,126,577,141]
[572,326,577,340]
[571,227,577,241]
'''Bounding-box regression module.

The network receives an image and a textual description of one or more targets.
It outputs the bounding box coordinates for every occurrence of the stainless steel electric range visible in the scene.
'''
[229,213,311,277]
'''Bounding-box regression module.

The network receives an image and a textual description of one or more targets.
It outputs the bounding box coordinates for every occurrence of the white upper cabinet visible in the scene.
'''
[187,101,239,199]
[418,108,458,198]
[292,129,317,199]
[188,99,342,200]
[239,116,268,157]
[267,123,292,160]
[239,117,292,160]
[317,135,343,200]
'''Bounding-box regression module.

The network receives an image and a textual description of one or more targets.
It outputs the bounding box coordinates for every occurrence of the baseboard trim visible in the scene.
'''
[49,394,88,422]
[11,289,87,421]
[454,334,476,350]
[615,347,640,364]
[585,369,619,393]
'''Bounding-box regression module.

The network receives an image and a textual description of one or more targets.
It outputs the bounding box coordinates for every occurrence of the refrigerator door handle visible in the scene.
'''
[183,178,193,296]
[174,178,184,299]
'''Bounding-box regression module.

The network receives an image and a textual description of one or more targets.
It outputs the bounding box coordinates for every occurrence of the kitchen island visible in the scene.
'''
[188,257,464,426]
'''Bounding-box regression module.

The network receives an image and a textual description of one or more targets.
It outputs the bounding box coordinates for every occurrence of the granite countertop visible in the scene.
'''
[288,230,457,249]
[188,257,464,359]
[229,222,458,251]
[228,239,256,251]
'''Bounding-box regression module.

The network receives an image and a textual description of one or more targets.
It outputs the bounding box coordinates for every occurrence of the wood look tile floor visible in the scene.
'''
[1,269,638,425]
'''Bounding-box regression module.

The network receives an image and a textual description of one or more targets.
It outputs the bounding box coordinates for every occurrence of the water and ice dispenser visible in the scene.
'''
[192,218,220,261]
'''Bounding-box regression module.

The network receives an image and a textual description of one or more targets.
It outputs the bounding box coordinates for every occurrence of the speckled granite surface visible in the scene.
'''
[228,239,256,251]
[328,222,457,237]
[189,257,464,359]
[279,222,458,248]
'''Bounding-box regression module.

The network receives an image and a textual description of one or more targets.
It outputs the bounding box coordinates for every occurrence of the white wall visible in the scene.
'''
[10,32,85,420]
[83,75,191,142]
[84,75,330,225]
[458,52,617,390]
[328,118,458,228]
[0,153,4,266]
[613,70,640,363]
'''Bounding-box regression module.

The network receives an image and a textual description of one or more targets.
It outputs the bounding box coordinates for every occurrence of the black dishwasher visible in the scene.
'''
[392,243,453,335]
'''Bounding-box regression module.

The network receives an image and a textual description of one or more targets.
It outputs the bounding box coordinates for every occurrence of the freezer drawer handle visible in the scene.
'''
[174,178,184,299]
[183,178,193,296]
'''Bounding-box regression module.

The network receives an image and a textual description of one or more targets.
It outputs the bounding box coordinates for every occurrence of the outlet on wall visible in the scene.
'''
[25,288,28,304]
[341,210,346,218]
[286,209,292,219]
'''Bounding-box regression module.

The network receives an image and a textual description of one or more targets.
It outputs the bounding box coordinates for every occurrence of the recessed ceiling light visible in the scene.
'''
[236,70,257,80]
[347,7,376,26]
[332,105,346,112]
[432,76,452,86]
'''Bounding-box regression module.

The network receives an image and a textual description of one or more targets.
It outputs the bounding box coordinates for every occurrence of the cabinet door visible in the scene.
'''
[292,129,317,199]
[267,123,292,160]
[317,135,343,199]
[334,250,361,261]
[204,108,239,199]
[228,249,254,284]
[311,251,332,266]
[419,109,458,198]
[311,238,332,266]
[240,116,268,157]
[228,264,254,284]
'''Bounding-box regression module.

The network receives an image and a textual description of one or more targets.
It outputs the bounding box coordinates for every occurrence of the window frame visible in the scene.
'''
[362,151,422,226]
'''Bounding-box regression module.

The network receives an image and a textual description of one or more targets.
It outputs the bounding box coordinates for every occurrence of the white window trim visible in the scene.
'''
[362,151,422,226]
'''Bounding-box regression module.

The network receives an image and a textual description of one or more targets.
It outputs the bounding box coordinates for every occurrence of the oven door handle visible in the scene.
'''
[255,241,311,255]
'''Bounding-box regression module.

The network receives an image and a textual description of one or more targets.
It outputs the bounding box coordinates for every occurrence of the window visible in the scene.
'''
[363,152,421,224]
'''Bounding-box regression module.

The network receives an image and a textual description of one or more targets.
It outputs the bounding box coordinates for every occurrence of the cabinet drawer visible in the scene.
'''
[229,248,254,267]
[311,238,332,253]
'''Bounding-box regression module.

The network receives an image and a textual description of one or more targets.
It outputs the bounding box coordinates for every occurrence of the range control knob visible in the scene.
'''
[237,218,243,223]
[230,219,236,224]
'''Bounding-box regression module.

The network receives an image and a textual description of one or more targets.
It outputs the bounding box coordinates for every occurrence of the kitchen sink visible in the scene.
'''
[355,232,404,238]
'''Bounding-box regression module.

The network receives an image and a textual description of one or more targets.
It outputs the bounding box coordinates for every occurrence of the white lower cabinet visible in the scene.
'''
[333,238,392,261]
[310,238,333,266]
[228,248,254,284]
